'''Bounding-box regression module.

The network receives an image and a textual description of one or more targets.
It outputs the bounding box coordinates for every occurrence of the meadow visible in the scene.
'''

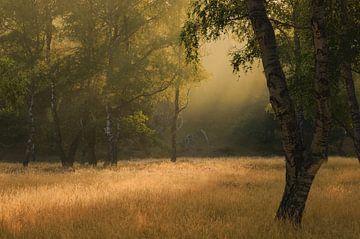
[0,157,359,239]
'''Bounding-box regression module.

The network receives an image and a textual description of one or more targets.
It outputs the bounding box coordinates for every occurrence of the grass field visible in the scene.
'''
[0,157,359,239]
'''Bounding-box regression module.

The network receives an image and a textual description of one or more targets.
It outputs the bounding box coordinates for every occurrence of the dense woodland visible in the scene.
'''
[1,0,360,166]
[0,0,360,226]
[0,0,360,164]
[0,0,206,166]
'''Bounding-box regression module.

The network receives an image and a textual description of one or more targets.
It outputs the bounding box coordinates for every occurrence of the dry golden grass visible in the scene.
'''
[0,157,359,239]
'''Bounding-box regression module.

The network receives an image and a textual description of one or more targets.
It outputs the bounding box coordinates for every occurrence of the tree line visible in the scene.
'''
[0,0,203,166]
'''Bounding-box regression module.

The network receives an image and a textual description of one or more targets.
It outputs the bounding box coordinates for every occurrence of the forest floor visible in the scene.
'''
[0,157,359,239]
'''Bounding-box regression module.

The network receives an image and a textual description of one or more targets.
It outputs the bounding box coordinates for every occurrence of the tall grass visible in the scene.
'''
[0,157,359,238]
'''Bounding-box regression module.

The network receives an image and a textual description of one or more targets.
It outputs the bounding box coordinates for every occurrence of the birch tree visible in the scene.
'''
[181,0,337,224]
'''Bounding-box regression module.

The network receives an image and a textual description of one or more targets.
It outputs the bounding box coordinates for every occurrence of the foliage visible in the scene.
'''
[0,0,204,160]
[119,111,156,149]
[181,0,360,136]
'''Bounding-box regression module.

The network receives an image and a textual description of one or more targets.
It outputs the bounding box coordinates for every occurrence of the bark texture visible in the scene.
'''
[247,0,331,224]
[309,0,331,166]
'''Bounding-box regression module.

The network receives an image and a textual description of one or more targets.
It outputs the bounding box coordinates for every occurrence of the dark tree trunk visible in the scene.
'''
[87,126,97,166]
[80,122,87,165]
[23,89,36,167]
[51,76,82,168]
[65,130,82,167]
[247,0,331,224]
[171,84,180,162]
[50,79,69,167]
[337,136,345,155]
[104,106,112,167]
[111,137,118,166]
[104,106,118,166]
[340,0,360,163]
[80,147,87,165]
[111,121,119,166]
[293,0,305,145]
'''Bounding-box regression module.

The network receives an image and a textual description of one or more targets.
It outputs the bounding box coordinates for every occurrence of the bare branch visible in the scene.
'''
[125,83,171,104]
[179,87,191,113]
[113,74,177,110]
[269,18,311,30]
[333,116,354,140]
[131,40,173,68]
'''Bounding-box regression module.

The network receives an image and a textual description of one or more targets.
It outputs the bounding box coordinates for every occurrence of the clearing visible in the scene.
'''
[0,157,359,238]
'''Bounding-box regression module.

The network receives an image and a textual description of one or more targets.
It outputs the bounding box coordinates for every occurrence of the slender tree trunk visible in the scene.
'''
[247,0,331,224]
[337,136,345,155]
[80,147,87,165]
[80,122,87,165]
[171,84,180,162]
[87,126,97,166]
[111,122,119,166]
[293,0,305,145]
[23,88,36,167]
[104,105,118,166]
[104,105,112,166]
[51,81,67,166]
[340,0,360,163]
[66,130,82,167]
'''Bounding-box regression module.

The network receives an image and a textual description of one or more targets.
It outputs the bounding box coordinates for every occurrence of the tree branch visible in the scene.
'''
[333,116,354,140]
[179,87,191,113]
[113,76,176,110]
[269,18,311,30]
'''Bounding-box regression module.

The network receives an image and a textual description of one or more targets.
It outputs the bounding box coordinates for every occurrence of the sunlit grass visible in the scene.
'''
[0,157,359,238]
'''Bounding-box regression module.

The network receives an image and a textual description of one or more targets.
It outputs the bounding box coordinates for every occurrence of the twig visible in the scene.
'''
[269,18,311,30]
[179,87,191,113]
[333,116,354,140]
[113,77,175,110]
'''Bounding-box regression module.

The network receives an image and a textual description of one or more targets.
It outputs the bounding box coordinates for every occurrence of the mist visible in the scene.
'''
[182,39,271,153]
